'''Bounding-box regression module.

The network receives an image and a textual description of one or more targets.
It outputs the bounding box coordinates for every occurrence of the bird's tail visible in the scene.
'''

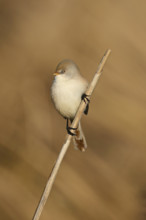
[72,122,87,152]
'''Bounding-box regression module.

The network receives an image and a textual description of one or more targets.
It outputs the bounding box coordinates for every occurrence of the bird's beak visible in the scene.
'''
[53,72,60,76]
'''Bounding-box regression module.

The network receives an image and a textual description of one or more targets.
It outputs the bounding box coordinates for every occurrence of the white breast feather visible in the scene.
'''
[51,76,88,119]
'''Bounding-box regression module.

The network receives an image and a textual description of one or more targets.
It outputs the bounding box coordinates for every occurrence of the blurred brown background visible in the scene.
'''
[0,0,146,219]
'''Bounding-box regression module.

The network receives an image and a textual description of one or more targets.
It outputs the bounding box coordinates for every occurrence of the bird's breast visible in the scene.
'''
[51,78,87,119]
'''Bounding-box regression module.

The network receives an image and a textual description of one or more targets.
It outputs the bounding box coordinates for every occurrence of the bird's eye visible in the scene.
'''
[60,69,65,74]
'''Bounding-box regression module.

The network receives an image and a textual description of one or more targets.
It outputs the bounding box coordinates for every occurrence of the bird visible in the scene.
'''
[51,59,89,152]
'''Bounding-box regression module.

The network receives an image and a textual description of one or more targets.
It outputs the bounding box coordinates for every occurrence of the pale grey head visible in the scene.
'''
[53,59,81,80]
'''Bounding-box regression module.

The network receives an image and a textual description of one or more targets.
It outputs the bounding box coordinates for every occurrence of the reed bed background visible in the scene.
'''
[0,0,146,219]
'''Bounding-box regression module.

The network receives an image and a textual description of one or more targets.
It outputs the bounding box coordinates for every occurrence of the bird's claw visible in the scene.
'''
[67,127,77,136]
[81,93,90,115]
[81,93,90,104]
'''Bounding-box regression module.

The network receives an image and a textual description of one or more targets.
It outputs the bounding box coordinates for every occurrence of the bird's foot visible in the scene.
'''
[67,126,77,136]
[66,118,77,136]
[81,93,90,115]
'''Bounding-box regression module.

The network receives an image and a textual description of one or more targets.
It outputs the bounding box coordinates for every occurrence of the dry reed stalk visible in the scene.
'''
[32,49,111,220]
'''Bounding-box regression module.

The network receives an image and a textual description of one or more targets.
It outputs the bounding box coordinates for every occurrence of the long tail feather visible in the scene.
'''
[72,122,87,152]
